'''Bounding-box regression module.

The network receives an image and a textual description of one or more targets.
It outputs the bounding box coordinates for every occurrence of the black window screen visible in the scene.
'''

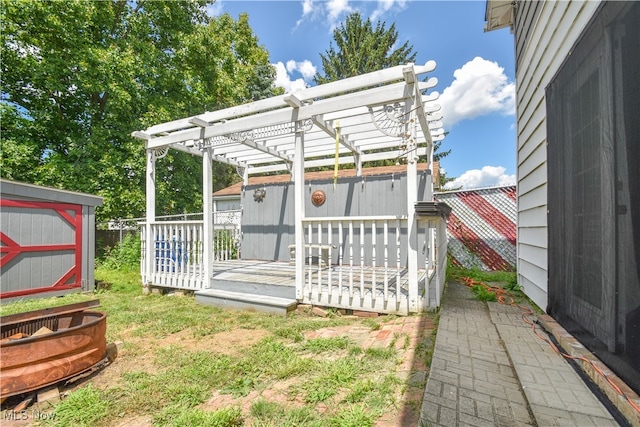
[547,1,640,395]
[570,69,602,310]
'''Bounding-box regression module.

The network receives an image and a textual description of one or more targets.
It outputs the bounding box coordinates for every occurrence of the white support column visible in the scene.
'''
[294,121,305,300]
[242,165,249,187]
[144,148,156,290]
[203,147,214,288]
[406,110,419,313]
[425,138,435,201]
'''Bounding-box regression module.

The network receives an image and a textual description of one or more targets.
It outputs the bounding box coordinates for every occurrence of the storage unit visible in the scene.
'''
[0,179,102,300]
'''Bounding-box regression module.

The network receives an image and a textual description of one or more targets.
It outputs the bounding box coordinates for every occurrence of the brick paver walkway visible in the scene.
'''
[419,281,618,427]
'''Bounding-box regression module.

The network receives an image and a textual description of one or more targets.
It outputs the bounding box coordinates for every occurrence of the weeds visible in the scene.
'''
[448,265,516,285]
[46,385,111,427]
[471,284,498,302]
[97,233,141,271]
[300,336,351,353]
[250,401,318,426]
[155,406,243,427]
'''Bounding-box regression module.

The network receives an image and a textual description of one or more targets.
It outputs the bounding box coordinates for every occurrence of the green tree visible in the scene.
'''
[314,12,416,84]
[1,0,276,221]
[314,12,448,171]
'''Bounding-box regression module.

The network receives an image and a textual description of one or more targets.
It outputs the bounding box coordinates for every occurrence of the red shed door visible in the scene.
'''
[0,200,83,298]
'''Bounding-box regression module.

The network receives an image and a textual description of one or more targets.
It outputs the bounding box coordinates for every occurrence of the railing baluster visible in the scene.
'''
[338,221,343,296]
[371,220,376,300]
[197,224,203,283]
[169,224,175,286]
[360,219,365,298]
[349,221,354,298]
[327,221,332,293]
[307,222,312,298]
[317,222,322,297]
[176,224,181,285]
[423,219,429,305]
[214,227,219,261]
[383,221,389,302]
[161,223,167,285]
[140,226,146,281]
[193,223,198,288]
[396,219,401,295]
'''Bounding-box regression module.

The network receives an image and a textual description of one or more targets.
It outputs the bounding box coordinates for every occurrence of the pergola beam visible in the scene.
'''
[147,81,416,149]
[171,143,204,157]
[189,116,292,164]
[143,61,437,137]
[248,147,430,175]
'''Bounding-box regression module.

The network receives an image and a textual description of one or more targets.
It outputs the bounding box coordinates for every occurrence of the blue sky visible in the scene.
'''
[211,0,517,189]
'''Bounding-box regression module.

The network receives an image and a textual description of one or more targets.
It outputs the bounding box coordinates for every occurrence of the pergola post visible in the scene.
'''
[203,147,214,288]
[144,148,156,289]
[406,111,419,313]
[294,121,305,300]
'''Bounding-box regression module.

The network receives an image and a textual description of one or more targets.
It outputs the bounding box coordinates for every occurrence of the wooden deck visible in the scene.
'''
[211,259,419,296]
[206,259,437,315]
[212,260,297,287]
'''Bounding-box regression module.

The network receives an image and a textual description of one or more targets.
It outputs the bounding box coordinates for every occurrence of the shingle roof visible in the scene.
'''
[213,164,430,197]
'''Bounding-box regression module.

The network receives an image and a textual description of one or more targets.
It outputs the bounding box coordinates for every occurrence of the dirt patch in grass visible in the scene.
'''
[86,327,270,393]
[162,328,270,357]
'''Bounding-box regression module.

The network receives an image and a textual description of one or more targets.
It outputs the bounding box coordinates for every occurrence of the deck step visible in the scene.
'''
[195,289,298,316]
[209,279,296,299]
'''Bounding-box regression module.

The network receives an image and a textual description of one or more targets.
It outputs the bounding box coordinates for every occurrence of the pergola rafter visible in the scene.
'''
[311,115,359,155]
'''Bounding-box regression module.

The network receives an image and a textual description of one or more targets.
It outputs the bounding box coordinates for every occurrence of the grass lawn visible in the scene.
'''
[0,266,438,427]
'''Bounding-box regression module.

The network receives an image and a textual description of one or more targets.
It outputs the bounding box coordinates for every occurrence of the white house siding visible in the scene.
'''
[514,1,600,310]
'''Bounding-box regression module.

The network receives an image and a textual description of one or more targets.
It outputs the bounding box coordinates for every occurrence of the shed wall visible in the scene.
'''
[0,180,102,300]
[241,170,429,262]
[1,204,77,293]
[514,0,599,310]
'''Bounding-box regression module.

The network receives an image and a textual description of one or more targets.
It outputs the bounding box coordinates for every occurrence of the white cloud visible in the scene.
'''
[295,0,317,29]
[326,0,353,25]
[371,0,407,22]
[294,0,353,31]
[285,60,298,73]
[295,0,405,33]
[284,59,317,81]
[439,57,515,129]
[302,0,314,15]
[297,60,318,80]
[273,62,309,94]
[205,2,224,17]
[443,166,516,190]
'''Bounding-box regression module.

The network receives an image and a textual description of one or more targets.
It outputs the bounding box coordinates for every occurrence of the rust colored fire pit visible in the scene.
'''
[0,300,107,398]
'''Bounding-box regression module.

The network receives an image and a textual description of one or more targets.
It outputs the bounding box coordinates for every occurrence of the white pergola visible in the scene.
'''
[133,62,445,311]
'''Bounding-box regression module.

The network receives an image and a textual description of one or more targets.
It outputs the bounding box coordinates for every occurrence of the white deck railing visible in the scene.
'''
[140,221,239,290]
[139,214,447,313]
[299,215,447,314]
[417,216,448,308]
